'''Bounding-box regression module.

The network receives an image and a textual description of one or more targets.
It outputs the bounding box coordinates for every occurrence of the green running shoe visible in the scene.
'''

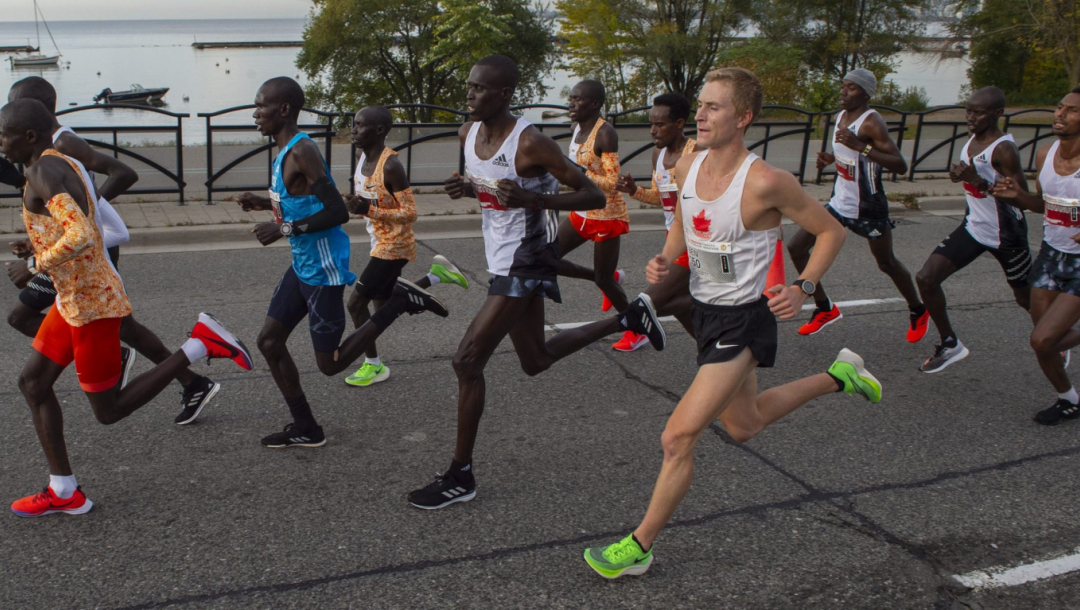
[429,255,468,289]
[828,348,882,403]
[584,534,653,579]
[345,362,390,387]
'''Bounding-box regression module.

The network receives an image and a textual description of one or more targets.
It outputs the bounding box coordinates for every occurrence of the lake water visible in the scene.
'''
[0,18,970,145]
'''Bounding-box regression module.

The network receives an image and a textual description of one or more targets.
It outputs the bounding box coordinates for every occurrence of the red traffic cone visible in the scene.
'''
[764,232,786,296]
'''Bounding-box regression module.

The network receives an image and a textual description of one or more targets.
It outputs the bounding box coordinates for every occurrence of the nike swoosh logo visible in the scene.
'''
[715,343,739,349]
[682,194,693,199]
[204,336,239,357]
[50,497,80,508]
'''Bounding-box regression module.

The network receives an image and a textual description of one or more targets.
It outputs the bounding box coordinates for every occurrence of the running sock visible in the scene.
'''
[285,394,318,432]
[827,372,845,392]
[181,338,207,364]
[1059,387,1079,405]
[817,298,833,312]
[370,295,407,331]
[449,459,473,481]
[181,375,208,391]
[941,336,958,348]
[49,474,78,499]
[426,273,442,286]
[365,356,382,366]
[632,533,650,552]
[910,303,927,317]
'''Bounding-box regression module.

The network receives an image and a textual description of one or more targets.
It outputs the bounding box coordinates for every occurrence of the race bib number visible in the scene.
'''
[468,173,509,211]
[658,182,679,213]
[268,190,283,224]
[835,156,856,182]
[686,236,736,284]
[1045,195,1080,228]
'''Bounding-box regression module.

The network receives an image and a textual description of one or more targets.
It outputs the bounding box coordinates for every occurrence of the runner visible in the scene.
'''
[788,69,927,340]
[992,86,1080,425]
[582,68,882,578]
[616,92,699,340]
[915,86,1033,373]
[407,55,665,510]
[238,78,449,448]
[343,105,469,387]
[557,80,641,345]
[7,76,219,425]
[0,98,253,516]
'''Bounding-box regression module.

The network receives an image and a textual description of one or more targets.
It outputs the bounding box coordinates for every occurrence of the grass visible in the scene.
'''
[890,191,927,211]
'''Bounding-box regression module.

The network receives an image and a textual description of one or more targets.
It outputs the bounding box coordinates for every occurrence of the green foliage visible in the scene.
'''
[297,0,555,123]
[875,80,931,111]
[717,39,808,106]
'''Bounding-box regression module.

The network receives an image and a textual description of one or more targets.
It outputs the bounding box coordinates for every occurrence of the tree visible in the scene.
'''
[556,0,749,111]
[296,0,556,123]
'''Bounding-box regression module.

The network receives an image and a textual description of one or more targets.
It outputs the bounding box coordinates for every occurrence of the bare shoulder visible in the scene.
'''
[519,124,560,154]
[458,122,473,143]
[745,158,801,200]
[675,150,702,173]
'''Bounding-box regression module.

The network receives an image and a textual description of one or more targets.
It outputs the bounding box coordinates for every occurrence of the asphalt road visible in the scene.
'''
[1,208,1078,609]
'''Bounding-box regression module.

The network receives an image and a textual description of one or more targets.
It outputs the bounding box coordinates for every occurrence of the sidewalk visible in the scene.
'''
[0,177,966,235]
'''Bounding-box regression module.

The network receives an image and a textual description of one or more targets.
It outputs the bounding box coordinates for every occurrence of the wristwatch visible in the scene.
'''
[793,278,816,296]
[862,143,873,156]
[26,255,37,274]
[280,222,294,237]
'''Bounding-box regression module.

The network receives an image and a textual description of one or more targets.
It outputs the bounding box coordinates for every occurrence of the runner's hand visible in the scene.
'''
[497,179,541,209]
[444,172,468,199]
[9,239,32,259]
[345,193,370,216]
[238,192,269,212]
[766,284,806,320]
[615,172,637,194]
[5,259,31,288]
[950,161,980,184]
[991,177,1023,199]
[252,222,284,246]
[1071,232,1080,246]
[646,254,669,285]
[816,151,835,169]
[834,128,865,151]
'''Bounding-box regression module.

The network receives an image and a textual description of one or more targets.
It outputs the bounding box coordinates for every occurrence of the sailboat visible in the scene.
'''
[9,1,61,67]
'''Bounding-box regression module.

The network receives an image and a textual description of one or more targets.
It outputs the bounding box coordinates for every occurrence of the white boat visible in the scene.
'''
[8,1,61,67]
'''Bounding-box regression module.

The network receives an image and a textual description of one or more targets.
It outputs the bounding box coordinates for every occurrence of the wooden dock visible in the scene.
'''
[0,45,38,52]
[192,41,302,49]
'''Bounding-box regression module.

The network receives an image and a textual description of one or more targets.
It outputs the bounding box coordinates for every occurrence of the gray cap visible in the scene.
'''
[843,68,877,98]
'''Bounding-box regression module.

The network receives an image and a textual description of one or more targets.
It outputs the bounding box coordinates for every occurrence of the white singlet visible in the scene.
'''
[681,151,778,306]
[353,153,379,255]
[52,126,130,250]
[1041,140,1080,255]
[655,147,680,230]
[464,117,560,277]
[959,133,1026,249]
[828,109,888,220]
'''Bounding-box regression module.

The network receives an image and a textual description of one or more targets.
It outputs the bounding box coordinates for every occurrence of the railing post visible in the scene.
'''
[176,115,185,205]
[816,112,833,184]
[797,113,813,184]
[892,112,908,182]
[908,112,925,181]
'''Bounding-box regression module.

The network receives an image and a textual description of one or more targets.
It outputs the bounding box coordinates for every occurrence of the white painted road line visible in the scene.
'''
[544,298,906,331]
[954,546,1080,590]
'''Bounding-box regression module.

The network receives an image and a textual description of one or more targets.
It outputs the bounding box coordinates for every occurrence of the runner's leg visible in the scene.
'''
[868,225,922,309]
[119,315,199,386]
[593,236,628,312]
[8,302,46,338]
[17,353,71,475]
[556,217,593,280]
[915,253,959,342]
[1030,288,1080,392]
[788,227,831,308]
[507,294,624,377]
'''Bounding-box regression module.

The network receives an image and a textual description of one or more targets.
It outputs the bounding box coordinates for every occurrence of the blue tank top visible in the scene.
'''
[270,133,356,286]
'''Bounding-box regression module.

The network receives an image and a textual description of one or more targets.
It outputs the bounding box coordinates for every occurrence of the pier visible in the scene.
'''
[192,41,302,49]
[0,45,38,52]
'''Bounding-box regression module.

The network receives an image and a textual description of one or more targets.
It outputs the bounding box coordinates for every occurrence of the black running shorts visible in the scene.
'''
[18,246,121,312]
[826,204,895,241]
[488,275,562,303]
[1031,241,1080,297]
[267,266,347,353]
[355,257,408,301]
[934,223,1032,288]
[692,296,777,368]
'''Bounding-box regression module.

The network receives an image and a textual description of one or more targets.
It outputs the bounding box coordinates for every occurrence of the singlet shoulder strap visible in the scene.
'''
[374,146,397,176]
[683,138,697,155]
[281,131,309,154]
[683,149,709,198]
[584,117,605,149]
[39,150,94,212]
[52,125,75,143]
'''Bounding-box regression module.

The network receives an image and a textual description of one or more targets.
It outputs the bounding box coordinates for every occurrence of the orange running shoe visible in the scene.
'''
[612,330,649,352]
[907,308,930,343]
[190,312,254,370]
[601,270,625,312]
[11,486,93,517]
[798,304,842,336]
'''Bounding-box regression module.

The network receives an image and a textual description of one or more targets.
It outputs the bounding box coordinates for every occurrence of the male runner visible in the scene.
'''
[407,55,666,510]
[238,78,448,448]
[915,86,1033,372]
[343,105,469,387]
[557,82,634,326]
[7,77,219,425]
[788,68,928,341]
[582,68,882,578]
[992,86,1080,425]
[1,98,252,516]
[616,92,699,341]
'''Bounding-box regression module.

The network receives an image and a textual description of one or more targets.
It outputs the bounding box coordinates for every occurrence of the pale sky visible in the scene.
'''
[1,0,310,22]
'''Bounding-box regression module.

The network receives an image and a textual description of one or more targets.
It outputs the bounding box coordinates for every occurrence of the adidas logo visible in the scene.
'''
[492,153,510,168]
[441,486,469,499]
[1074,169,1080,179]
[289,436,311,443]
[868,229,882,238]
[975,154,988,163]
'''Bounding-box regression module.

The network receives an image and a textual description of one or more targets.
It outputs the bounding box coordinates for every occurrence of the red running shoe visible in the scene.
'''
[612,330,648,352]
[190,312,254,370]
[907,309,930,343]
[601,270,625,312]
[11,486,93,517]
[798,304,842,336]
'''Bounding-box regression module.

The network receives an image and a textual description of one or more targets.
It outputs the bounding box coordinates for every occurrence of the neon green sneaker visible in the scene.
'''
[828,348,882,403]
[429,255,468,289]
[584,534,653,579]
[345,362,390,387]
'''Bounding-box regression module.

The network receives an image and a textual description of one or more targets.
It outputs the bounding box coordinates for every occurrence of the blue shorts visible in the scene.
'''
[826,204,895,241]
[488,275,561,303]
[267,266,346,353]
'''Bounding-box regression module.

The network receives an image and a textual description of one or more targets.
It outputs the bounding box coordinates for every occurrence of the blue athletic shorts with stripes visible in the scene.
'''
[267,266,346,353]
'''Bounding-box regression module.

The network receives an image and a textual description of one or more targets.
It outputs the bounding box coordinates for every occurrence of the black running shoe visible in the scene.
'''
[174,377,220,425]
[620,293,666,351]
[393,278,449,317]
[119,346,136,389]
[1034,399,1080,426]
[261,423,326,448]
[408,470,476,510]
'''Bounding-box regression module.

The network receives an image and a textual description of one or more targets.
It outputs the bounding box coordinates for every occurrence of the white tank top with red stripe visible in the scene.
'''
[1041,140,1080,255]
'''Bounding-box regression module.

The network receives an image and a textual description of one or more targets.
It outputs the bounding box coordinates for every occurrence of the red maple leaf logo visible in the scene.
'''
[692,210,711,237]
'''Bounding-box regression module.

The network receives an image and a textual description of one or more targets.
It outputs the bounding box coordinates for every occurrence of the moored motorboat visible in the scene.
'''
[94,84,170,104]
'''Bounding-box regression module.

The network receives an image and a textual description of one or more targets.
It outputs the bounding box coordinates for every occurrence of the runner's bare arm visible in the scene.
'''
[238,192,272,211]
[619,148,661,204]
[22,159,96,271]
[991,140,1034,211]
[497,129,604,211]
[444,124,476,200]
[758,166,844,286]
[859,116,908,175]
[590,123,622,193]
[993,145,1047,213]
[54,132,137,201]
[367,157,417,224]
